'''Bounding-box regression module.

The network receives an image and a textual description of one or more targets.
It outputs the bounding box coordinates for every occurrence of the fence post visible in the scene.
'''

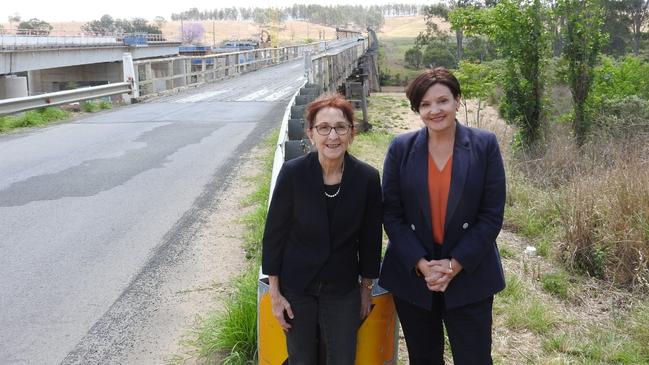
[122,52,139,102]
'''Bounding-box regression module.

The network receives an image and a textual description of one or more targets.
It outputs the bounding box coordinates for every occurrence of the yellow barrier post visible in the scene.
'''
[257,272,399,365]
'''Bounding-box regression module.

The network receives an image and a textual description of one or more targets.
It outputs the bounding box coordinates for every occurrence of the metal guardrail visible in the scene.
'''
[0,82,131,116]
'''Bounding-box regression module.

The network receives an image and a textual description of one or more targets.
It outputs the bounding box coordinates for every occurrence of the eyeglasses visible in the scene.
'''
[312,124,352,136]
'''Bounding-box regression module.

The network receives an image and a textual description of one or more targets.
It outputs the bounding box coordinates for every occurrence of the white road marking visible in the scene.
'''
[236,88,270,101]
[174,90,227,103]
[261,86,295,101]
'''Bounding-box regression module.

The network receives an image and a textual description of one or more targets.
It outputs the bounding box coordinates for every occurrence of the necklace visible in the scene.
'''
[324,185,341,198]
[323,161,344,198]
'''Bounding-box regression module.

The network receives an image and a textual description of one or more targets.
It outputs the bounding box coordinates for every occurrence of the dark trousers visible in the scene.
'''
[282,285,361,365]
[394,294,494,365]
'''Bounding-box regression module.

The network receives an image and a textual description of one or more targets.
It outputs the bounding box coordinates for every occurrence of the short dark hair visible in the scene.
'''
[305,93,355,129]
[405,67,461,113]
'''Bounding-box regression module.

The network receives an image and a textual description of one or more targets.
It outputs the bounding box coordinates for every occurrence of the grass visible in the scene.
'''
[193,271,259,364]
[378,37,420,86]
[0,107,71,132]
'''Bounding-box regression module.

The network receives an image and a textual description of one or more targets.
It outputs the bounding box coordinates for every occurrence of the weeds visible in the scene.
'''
[0,107,71,132]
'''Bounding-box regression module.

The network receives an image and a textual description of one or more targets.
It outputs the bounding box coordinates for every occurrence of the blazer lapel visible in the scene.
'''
[410,128,433,231]
[445,122,470,230]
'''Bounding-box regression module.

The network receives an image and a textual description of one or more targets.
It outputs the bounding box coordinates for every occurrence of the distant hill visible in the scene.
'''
[0,16,448,45]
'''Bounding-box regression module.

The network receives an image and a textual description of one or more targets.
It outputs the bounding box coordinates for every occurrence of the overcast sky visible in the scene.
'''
[2,0,418,23]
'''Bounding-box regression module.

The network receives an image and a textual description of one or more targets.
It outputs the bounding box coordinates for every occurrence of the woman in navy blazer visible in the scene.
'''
[262,94,382,364]
[379,68,506,365]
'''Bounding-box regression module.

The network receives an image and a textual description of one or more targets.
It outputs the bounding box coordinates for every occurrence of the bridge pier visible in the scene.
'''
[0,75,28,99]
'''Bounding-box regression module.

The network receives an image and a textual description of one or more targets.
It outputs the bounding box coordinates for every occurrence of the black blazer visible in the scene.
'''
[262,151,383,292]
[379,123,506,310]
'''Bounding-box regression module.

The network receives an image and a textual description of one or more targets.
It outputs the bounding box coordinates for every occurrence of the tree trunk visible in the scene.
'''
[456,28,464,61]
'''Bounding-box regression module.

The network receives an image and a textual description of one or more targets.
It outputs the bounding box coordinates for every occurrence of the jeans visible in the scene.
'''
[282,283,361,365]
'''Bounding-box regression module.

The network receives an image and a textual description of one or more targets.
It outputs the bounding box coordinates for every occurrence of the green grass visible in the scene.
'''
[193,271,259,365]
[0,107,71,132]
[82,100,101,112]
[540,272,570,300]
[349,129,394,173]
[379,36,420,85]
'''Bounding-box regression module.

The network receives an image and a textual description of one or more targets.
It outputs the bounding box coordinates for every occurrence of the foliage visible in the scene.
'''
[590,55,649,106]
[17,18,52,35]
[172,5,386,30]
[0,107,70,132]
[560,0,608,146]
[591,95,649,136]
[454,60,497,126]
[81,15,162,35]
[455,0,548,151]
[404,48,423,69]
[181,22,205,44]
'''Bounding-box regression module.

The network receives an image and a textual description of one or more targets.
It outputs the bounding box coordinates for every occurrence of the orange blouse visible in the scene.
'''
[427,153,453,245]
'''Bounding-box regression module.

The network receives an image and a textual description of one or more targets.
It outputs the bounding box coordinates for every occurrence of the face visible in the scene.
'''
[418,83,460,134]
[307,107,353,162]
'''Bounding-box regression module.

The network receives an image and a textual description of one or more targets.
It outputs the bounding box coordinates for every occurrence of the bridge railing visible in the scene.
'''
[0,32,171,50]
[306,40,367,94]
[132,42,326,98]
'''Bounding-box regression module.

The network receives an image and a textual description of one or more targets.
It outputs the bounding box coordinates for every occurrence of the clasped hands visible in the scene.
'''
[416,258,461,292]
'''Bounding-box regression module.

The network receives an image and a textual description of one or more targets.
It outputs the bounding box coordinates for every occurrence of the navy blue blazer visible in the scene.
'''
[379,122,506,310]
[262,152,383,293]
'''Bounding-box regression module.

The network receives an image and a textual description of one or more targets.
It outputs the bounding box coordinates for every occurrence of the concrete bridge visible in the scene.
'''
[0,34,180,98]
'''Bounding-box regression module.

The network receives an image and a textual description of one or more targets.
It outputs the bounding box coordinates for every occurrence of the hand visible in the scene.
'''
[270,291,294,331]
[360,280,373,319]
[423,259,462,293]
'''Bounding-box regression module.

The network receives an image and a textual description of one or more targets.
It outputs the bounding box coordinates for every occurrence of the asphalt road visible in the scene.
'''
[0,60,306,364]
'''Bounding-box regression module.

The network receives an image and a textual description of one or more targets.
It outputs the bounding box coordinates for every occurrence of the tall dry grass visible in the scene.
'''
[506,120,649,290]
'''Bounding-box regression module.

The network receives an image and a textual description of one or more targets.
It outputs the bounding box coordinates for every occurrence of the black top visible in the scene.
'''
[262,152,383,293]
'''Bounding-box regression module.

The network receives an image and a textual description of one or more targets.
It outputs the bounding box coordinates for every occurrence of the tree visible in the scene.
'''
[8,13,21,30]
[626,0,649,55]
[17,18,53,35]
[455,0,549,150]
[82,15,116,35]
[560,0,607,145]
[404,48,423,69]
[455,61,496,126]
[153,16,166,29]
[181,22,205,44]
[82,15,161,35]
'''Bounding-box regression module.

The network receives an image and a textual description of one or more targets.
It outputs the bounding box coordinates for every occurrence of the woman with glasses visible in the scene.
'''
[262,93,382,364]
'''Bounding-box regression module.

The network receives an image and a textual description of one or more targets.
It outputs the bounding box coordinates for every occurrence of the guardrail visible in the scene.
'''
[132,42,325,98]
[0,82,132,116]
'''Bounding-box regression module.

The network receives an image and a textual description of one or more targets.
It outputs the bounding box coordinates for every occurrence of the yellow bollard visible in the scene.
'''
[257,274,399,365]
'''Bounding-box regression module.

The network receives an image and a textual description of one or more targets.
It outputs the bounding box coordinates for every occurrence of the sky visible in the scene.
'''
[2,0,415,23]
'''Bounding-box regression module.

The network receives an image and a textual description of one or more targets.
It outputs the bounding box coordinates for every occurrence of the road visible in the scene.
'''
[0,60,306,364]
